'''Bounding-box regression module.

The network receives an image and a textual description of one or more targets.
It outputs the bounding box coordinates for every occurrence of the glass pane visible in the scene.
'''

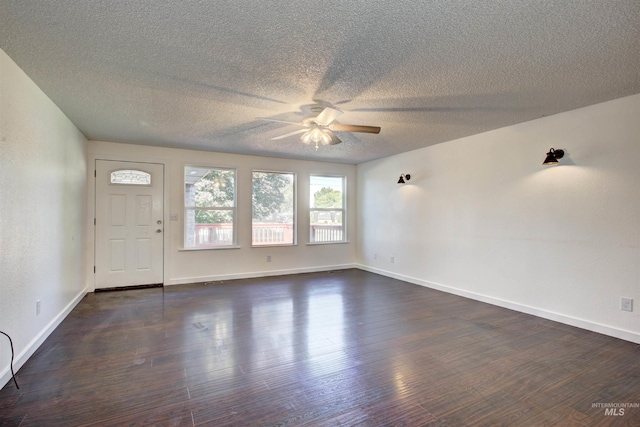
[185,209,234,248]
[310,176,343,208]
[110,170,151,185]
[252,172,295,245]
[185,167,235,208]
[310,210,343,242]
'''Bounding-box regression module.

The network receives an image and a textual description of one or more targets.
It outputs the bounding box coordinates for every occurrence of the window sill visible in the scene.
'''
[179,245,241,251]
[306,241,350,246]
[252,243,297,248]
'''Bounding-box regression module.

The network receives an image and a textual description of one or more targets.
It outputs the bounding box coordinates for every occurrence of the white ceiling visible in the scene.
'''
[1,1,639,164]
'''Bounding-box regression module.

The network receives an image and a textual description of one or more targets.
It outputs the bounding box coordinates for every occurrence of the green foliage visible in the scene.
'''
[313,187,342,208]
[252,172,293,221]
[194,169,235,223]
[195,209,231,224]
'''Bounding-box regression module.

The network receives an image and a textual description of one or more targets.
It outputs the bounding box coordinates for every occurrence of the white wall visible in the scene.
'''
[0,49,88,387]
[86,141,357,289]
[357,94,640,343]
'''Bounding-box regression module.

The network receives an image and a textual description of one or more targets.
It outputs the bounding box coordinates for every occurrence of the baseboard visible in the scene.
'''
[167,263,358,286]
[357,264,640,345]
[1,287,88,389]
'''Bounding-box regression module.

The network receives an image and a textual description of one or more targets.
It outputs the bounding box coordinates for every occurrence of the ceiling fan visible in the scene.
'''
[257,106,381,150]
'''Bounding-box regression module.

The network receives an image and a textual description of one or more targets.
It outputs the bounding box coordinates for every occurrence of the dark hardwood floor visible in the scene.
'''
[1,269,639,426]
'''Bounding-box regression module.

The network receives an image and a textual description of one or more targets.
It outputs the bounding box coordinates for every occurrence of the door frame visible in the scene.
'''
[87,155,170,292]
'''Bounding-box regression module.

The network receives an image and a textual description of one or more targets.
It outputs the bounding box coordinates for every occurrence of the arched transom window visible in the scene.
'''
[110,170,151,185]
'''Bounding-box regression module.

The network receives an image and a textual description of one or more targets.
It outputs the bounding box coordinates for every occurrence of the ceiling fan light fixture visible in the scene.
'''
[262,107,381,152]
[310,127,324,143]
[321,132,332,145]
[301,130,312,145]
[301,127,334,149]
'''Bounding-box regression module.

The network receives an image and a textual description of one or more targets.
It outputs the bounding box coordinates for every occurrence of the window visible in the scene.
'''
[309,175,346,243]
[184,166,236,248]
[252,171,295,246]
[110,169,151,185]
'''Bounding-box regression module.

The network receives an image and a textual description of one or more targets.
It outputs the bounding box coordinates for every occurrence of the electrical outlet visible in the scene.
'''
[36,300,41,315]
[267,255,272,262]
[170,213,178,221]
[390,255,395,263]
[621,297,633,312]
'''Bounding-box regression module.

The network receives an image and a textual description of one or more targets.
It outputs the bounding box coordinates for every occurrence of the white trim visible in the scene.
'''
[309,174,347,244]
[1,288,87,388]
[357,264,640,345]
[251,244,297,248]
[167,264,357,286]
[86,153,171,292]
[179,245,242,251]
[251,170,297,247]
[306,241,350,246]
[94,160,165,289]
[183,165,238,249]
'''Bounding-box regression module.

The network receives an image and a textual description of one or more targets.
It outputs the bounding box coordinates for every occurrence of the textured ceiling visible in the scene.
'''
[1,1,639,164]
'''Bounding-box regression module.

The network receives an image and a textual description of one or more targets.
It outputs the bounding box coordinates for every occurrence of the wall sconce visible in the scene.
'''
[543,148,565,165]
[397,173,411,184]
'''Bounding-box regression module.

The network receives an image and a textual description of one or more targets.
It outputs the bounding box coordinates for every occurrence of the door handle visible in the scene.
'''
[156,229,162,233]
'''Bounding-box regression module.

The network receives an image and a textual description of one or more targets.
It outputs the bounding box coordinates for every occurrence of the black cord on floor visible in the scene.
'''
[0,330,20,389]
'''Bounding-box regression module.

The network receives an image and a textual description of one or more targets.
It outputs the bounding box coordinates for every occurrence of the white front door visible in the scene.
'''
[95,160,164,289]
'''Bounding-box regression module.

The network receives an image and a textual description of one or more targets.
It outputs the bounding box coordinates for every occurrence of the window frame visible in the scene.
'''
[309,174,347,244]
[251,170,297,247]
[183,165,238,250]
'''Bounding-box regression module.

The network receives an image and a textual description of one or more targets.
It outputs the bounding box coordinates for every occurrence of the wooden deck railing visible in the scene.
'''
[310,224,343,242]
[194,223,234,246]
[193,223,343,246]
[252,223,294,245]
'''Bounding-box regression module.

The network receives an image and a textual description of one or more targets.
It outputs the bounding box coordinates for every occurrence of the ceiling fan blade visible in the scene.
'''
[271,128,308,140]
[330,124,381,134]
[256,117,303,126]
[327,130,342,145]
[314,108,343,126]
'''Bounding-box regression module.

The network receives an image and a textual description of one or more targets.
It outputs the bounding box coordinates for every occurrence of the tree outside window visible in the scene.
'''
[185,167,236,248]
[252,171,295,246]
[310,175,345,243]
